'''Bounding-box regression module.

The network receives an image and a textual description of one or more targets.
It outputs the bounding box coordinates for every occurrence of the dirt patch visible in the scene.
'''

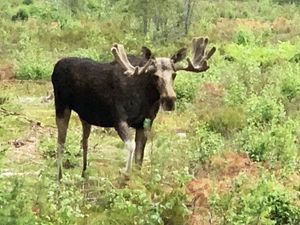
[186,151,258,225]
[0,64,15,80]
[5,122,54,167]
[272,16,293,34]
[212,17,295,42]
[215,18,270,31]
[197,82,225,107]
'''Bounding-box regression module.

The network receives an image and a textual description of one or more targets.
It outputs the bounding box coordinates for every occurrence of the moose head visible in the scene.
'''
[111,37,216,111]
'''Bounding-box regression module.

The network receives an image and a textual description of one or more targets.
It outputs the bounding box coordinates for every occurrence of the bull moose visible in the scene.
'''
[52,37,216,180]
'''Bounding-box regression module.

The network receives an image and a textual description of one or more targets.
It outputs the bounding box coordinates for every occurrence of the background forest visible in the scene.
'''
[1,0,300,224]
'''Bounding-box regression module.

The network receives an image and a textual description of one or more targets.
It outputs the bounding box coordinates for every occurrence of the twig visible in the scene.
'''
[0,107,55,128]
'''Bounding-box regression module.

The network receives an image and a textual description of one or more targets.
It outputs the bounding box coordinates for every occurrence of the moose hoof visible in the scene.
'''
[118,168,130,186]
[119,168,130,178]
[118,174,130,187]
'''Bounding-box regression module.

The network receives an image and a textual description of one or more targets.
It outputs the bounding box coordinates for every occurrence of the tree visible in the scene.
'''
[183,0,195,35]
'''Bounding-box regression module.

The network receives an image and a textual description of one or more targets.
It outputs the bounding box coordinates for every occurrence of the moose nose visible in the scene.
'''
[161,96,176,111]
[161,90,176,101]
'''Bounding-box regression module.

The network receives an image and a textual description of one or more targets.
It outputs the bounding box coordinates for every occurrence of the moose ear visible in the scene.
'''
[141,46,152,60]
[171,48,187,63]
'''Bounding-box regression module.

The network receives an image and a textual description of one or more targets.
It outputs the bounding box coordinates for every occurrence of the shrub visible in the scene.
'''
[0,178,35,225]
[11,8,29,21]
[69,48,110,61]
[100,184,188,225]
[210,173,300,225]
[207,106,246,136]
[236,121,298,166]
[224,77,247,106]
[23,0,33,5]
[174,72,198,111]
[279,63,300,101]
[189,122,224,165]
[40,175,86,225]
[16,56,53,80]
[244,94,285,126]
[234,26,256,45]
[39,131,81,168]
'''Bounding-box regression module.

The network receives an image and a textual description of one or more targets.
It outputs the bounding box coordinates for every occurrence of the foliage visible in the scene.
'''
[39,130,81,168]
[174,72,199,111]
[210,173,300,225]
[16,58,53,80]
[189,122,224,164]
[0,178,36,225]
[11,8,29,21]
[100,186,188,225]
[278,63,300,101]
[23,0,33,5]
[236,120,298,166]
[0,175,87,225]
[40,175,86,225]
[207,106,246,136]
[244,94,286,125]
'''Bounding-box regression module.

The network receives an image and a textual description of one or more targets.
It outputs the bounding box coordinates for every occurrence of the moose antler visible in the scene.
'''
[176,37,216,72]
[111,44,153,76]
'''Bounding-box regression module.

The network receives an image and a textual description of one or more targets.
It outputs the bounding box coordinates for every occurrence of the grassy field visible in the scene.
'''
[1,0,300,224]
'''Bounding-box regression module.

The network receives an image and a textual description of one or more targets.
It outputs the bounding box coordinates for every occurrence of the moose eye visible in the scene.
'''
[152,74,160,82]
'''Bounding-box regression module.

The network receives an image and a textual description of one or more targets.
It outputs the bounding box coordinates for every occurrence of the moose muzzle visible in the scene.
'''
[161,95,176,111]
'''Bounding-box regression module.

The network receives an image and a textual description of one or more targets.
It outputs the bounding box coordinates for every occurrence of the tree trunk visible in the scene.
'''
[183,0,194,35]
[142,0,148,35]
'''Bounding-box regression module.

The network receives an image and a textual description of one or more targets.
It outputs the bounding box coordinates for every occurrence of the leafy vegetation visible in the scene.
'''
[1,0,300,224]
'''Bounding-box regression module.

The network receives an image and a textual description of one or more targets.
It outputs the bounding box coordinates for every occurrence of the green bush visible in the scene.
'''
[224,77,247,106]
[0,175,88,225]
[39,131,81,168]
[236,121,298,166]
[40,175,86,225]
[23,0,33,5]
[244,94,285,126]
[11,8,29,21]
[100,183,188,225]
[210,173,300,225]
[208,106,246,136]
[189,122,224,164]
[16,57,53,80]
[0,178,36,225]
[175,72,199,111]
[279,63,300,101]
[234,26,256,45]
[69,48,110,61]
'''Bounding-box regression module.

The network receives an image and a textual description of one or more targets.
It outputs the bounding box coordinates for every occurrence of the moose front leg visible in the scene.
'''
[135,128,147,168]
[135,118,154,169]
[115,121,135,174]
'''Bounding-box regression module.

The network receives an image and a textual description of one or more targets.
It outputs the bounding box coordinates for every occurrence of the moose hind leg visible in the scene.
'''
[56,108,71,180]
[80,119,91,178]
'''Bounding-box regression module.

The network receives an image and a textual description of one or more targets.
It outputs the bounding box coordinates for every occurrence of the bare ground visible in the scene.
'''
[187,151,258,225]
